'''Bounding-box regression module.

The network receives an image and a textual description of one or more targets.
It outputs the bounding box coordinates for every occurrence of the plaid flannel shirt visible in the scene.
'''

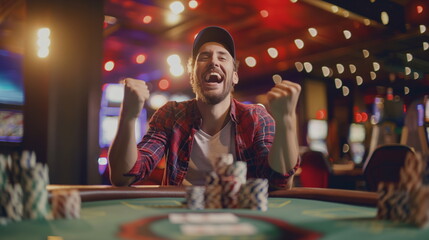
[126,98,300,189]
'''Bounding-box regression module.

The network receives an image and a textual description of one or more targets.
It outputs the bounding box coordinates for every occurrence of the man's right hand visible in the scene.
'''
[121,78,150,119]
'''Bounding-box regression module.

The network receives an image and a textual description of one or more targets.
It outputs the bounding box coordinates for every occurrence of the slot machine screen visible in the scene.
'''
[101,83,124,108]
[349,123,365,143]
[99,83,147,148]
[99,114,145,148]
[0,110,23,143]
[348,123,366,164]
[0,50,24,105]
[307,119,328,154]
[307,119,328,140]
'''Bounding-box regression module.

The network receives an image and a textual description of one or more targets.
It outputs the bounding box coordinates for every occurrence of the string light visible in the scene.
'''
[170,1,185,14]
[294,39,304,49]
[104,60,115,71]
[272,74,282,83]
[336,64,344,74]
[404,86,410,95]
[362,49,370,58]
[423,42,429,51]
[373,62,380,71]
[381,11,389,25]
[420,25,427,34]
[267,48,278,58]
[349,64,356,74]
[342,86,350,96]
[406,53,413,62]
[334,78,342,89]
[343,30,352,39]
[405,67,411,75]
[143,16,152,24]
[356,76,363,85]
[308,28,318,37]
[37,28,51,58]
[260,10,269,18]
[303,62,313,72]
[370,71,376,80]
[189,0,198,9]
[295,62,304,72]
[322,66,331,77]
[245,56,257,67]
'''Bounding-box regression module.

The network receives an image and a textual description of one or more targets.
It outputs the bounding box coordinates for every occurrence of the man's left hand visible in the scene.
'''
[266,80,301,121]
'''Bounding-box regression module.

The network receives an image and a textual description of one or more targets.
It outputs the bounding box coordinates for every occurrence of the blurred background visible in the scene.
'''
[0,0,428,188]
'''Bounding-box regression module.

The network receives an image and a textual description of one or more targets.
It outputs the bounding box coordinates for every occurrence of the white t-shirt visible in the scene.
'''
[184,120,236,185]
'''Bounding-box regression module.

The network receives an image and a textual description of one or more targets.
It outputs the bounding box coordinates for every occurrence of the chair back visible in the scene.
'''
[300,150,331,188]
[363,144,415,191]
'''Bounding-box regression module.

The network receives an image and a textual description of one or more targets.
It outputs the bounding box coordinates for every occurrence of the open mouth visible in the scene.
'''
[204,71,224,83]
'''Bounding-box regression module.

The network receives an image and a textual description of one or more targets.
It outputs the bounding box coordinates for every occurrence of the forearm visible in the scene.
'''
[268,114,299,175]
[108,115,139,186]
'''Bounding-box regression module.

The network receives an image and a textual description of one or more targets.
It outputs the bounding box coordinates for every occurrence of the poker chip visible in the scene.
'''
[225,161,247,185]
[409,186,429,228]
[205,171,220,186]
[215,154,233,176]
[221,176,241,209]
[21,162,50,219]
[376,152,429,227]
[51,189,81,219]
[0,150,52,224]
[186,186,205,210]
[205,185,222,209]
[240,178,269,211]
[0,183,23,221]
[0,154,8,190]
[185,154,269,211]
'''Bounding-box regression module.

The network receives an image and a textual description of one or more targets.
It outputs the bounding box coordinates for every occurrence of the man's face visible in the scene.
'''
[191,42,238,105]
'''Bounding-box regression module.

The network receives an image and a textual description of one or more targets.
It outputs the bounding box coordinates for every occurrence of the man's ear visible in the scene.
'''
[232,71,239,85]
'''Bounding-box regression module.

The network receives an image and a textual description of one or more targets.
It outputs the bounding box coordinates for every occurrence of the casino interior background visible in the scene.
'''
[0,0,428,187]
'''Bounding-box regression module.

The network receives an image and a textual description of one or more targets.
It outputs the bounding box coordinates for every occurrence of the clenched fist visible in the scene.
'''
[266,80,301,121]
[120,78,150,119]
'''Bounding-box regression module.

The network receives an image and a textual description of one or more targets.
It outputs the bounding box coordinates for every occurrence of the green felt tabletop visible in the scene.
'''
[1,197,428,240]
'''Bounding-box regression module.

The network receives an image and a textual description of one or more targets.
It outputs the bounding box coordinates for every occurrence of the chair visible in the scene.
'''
[362,144,415,191]
[299,150,331,188]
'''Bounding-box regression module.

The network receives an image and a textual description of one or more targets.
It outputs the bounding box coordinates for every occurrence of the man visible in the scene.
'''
[108,26,301,189]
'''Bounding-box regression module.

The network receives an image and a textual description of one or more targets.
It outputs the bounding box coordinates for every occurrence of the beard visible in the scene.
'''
[191,75,234,105]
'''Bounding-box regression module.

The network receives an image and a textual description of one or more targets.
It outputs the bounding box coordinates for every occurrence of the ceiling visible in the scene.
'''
[103,0,429,99]
[1,0,428,101]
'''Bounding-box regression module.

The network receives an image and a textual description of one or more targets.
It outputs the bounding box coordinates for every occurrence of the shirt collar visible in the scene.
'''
[190,98,239,126]
[229,98,239,124]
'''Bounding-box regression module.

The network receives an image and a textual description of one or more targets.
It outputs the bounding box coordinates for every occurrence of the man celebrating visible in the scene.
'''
[108,26,301,189]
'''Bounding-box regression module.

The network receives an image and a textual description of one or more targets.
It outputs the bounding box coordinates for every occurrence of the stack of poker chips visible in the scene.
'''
[377,152,429,228]
[240,178,269,211]
[0,151,50,225]
[186,154,269,211]
[186,186,206,210]
[20,151,50,220]
[51,189,81,219]
[204,171,222,209]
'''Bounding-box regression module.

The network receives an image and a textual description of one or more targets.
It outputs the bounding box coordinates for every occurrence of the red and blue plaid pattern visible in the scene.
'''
[126,98,299,189]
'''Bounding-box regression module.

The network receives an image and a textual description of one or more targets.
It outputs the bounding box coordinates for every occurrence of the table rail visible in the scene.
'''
[47,185,377,206]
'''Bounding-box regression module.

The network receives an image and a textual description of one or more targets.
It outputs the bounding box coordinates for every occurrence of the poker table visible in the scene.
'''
[1,186,428,240]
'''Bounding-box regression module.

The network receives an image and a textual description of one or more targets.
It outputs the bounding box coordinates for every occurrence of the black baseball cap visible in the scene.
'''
[192,26,236,60]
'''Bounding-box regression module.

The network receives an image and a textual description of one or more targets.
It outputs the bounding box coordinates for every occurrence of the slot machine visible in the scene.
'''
[98,83,147,180]
[307,119,328,156]
[348,123,366,165]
